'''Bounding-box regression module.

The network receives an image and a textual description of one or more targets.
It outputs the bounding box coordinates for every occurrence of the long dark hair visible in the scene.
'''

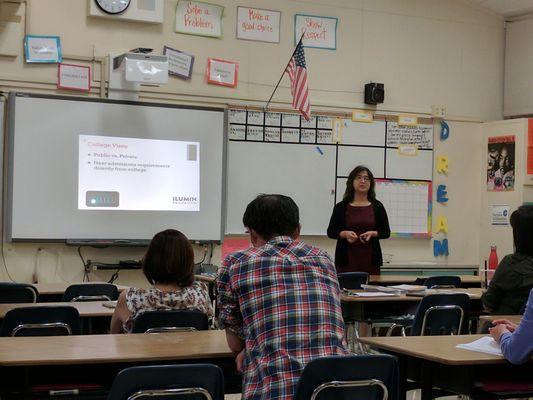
[510,205,533,257]
[142,229,195,287]
[343,166,376,202]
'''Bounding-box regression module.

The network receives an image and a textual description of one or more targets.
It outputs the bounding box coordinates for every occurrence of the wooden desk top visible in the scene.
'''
[34,282,128,296]
[0,330,232,367]
[359,334,508,365]
[479,315,522,325]
[0,301,113,319]
[369,275,481,285]
[341,288,484,303]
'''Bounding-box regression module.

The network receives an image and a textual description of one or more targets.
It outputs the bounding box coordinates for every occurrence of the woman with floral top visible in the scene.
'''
[110,229,213,333]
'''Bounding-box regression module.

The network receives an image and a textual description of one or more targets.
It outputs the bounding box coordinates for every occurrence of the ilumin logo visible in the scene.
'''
[173,196,198,204]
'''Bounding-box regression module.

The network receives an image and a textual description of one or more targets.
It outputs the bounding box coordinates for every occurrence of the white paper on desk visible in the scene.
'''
[456,336,503,356]
[351,292,400,297]
[361,284,400,293]
[390,284,427,292]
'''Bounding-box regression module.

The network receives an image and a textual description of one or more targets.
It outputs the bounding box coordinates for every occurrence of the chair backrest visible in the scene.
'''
[294,354,399,400]
[0,282,38,303]
[131,309,209,333]
[107,364,224,400]
[337,272,369,290]
[62,283,118,302]
[1,306,81,336]
[410,293,470,336]
[423,276,462,289]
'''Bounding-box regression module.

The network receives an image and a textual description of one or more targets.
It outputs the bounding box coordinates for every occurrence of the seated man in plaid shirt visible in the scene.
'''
[217,194,349,400]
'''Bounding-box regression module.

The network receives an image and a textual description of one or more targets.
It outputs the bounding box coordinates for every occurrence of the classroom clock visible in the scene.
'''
[94,0,131,15]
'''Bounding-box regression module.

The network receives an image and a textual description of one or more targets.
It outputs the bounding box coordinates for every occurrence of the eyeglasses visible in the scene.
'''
[355,176,370,182]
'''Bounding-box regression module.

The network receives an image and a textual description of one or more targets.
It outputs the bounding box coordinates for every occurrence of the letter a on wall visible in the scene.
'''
[435,216,448,233]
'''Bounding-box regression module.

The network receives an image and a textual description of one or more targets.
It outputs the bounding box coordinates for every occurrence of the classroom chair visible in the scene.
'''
[337,272,369,289]
[0,282,38,303]
[0,306,81,336]
[294,354,399,400]
[386,293,470,336]
[131,309,209,333]
[107,364,225,400]
[414,275,462,289]
[62,283,118,302]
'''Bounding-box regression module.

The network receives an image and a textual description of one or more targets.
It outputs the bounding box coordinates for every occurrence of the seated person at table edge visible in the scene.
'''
[482,205,533,314]
[490,288,533,364]
[110,229,213,333]
[217,194,349,400]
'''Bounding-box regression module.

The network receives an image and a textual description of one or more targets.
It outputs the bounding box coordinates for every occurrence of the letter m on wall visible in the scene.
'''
[433,239,449,257]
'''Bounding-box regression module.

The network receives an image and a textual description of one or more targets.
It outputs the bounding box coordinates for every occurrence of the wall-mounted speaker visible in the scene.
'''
[364,83,384,105]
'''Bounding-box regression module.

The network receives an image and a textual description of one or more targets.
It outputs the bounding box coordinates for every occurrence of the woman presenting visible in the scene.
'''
[327,166,390,275]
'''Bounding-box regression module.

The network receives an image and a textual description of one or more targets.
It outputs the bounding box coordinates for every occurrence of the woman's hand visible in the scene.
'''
[491,319,517,332]
[489,324,510,343]
[340,231,358,243]
[359,231,378,242]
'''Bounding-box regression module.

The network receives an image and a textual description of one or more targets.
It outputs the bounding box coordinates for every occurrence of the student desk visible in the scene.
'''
[369,275,482,288]
[0,301,114,319]
[359,334,532,400]
[0,330,236,396]
[479,315,522,325]
[33,282,128,302]
[341,288,484,324]
[0,330,231,366]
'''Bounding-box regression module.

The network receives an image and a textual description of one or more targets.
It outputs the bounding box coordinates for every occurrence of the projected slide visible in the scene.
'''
[78,134,200,211]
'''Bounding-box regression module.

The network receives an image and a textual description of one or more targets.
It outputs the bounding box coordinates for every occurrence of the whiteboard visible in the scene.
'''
[386,149,433,180]
[342,120,386,146]
[337,146,385,178]
[226,142,336,234]
[7,93,225,242]
[226,108,434,237]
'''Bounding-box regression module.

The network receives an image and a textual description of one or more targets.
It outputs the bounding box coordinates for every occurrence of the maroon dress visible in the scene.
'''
[338,204,378,275]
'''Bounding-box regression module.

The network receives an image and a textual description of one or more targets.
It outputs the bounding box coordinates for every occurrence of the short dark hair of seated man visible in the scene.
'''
[217,194,349,400]
[242,193,300,241]
[143,229,195,287]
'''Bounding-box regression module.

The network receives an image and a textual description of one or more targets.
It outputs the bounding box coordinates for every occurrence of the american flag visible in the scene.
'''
[285,41,311,120]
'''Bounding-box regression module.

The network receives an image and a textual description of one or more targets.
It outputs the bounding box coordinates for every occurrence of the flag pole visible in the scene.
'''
[264,33,305,111]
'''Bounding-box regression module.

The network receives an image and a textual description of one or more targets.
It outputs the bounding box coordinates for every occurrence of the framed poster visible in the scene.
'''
[163,46,195,79]
[57,64,91,92]
[294,14,337,50]
[487,135,515,191]
[206,58,238,87]
[175,1,223,38]
[24,35,62,63]
[236,6,280,43]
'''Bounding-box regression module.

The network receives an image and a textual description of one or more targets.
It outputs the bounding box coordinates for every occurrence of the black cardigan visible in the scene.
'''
[327,200,391,269]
